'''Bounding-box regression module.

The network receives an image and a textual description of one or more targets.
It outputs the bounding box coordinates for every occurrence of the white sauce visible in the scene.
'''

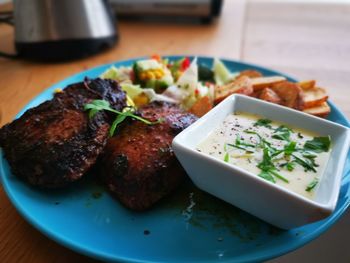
[197,112,331,199]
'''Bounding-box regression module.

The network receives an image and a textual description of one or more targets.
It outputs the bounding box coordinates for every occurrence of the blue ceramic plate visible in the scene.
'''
[1,56,349,262]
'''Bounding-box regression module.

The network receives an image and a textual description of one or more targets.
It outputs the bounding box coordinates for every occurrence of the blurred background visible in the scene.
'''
[0,0,350,262]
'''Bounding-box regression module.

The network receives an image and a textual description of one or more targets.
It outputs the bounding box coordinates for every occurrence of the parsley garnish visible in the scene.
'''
[270,149,284,158]
[268,169,289,183]
[272,125,293,141]
[306,178,319,192]
[244,130,270,148]
[258,171,276,183]
[224,153,229,162]
[284,141,296,156]
[257,148,289,183]
[223,120,330,190]
[254,119,272,129]
[235,136,255,148]
[302,153,319,168]
[226,143,254,153]
[292,154,317,172]
[109,114,128,137]
[304,136,331,153]
[286,162,296,171]
[84,100,162,137]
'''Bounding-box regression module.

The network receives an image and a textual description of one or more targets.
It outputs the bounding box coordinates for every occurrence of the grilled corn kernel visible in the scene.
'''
[154,70,164,79]
[139,72,147,81]
[54,88,63,93]
[146,71,155,79]
[139,68,165,81]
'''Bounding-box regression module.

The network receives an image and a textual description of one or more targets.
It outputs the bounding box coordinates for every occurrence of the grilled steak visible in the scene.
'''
[100,101,198,210]
[0,78,126,188]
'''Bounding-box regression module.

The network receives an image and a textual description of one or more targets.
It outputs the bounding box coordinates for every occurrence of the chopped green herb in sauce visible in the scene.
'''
[197,113,331,199]
[272,125,293,141]
[226,143,253,153]
[257,148,289,183]
[286,162,296,171]
[304,136,331,153]
[224,153,230,162]
[254,119,273,129]
[284,141,297,156]
[306,178,319,192]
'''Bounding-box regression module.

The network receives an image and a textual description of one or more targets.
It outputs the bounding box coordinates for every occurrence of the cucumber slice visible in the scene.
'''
[121,83,143,99]
[213,58,233,85]
[100,66,119,80]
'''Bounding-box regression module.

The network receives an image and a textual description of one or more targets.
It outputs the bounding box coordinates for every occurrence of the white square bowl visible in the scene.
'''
[172,94,350,229]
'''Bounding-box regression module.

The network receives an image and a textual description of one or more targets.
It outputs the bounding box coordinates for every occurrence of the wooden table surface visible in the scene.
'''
[0,1,349,262]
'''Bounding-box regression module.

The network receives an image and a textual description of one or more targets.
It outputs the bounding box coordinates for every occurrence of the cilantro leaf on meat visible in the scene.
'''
[84,100,162,137]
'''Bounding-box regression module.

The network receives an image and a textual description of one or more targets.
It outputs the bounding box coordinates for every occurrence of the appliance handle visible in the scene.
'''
[0,11,18,59]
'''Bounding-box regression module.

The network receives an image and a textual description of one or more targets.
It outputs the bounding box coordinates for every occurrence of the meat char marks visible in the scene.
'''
[100,101,197,211]
[0,78,126,188]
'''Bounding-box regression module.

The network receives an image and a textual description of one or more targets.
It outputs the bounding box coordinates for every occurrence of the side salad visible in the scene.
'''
[100,55,330,118]
[100,56,236,113]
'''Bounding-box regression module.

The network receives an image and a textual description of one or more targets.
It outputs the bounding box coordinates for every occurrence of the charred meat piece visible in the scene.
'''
[100,101,198,211]
[0,78,126,188]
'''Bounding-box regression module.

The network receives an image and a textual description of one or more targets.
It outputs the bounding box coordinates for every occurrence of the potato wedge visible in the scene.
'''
[303,102,330,118]
[302,87,328,108]
[214,76,253,104]
[298,80,316,91]
[251,76,286,91]
[237,70,263,79]
[189,96,213,117]
[270,81,302,109]
[259,88,282,104]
